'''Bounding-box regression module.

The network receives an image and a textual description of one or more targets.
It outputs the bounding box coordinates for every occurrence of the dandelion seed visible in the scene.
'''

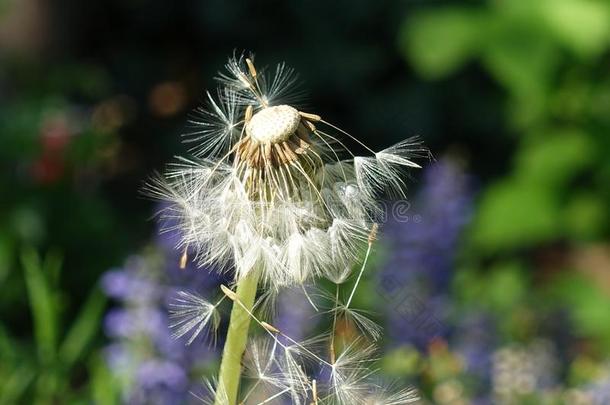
[192,378,229,405]
[317,289,383,341]
[243,338,290,402]
[185,89,241,157]
[365,385,420,405]
[335,305,383,342]
[168,291,221,345]
[320,342,377,404]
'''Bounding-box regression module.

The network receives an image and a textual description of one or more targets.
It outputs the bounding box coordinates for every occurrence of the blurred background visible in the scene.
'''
[2,0,610,404]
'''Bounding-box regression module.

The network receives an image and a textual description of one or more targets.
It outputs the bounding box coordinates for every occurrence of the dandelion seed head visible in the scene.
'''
[147,51,427,289]
[246,105,301,144]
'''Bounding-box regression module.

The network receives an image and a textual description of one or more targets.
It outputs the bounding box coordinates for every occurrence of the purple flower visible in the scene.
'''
[101,270,133,299]
[379,158,473,348]
[101,226,221,404]
[587,377,610,405]
[103,309,134,338]
[136,360,188,390]
[104,343,134,371]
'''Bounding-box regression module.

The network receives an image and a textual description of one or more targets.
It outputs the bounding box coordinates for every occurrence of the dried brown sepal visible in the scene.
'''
[299,111,321,122]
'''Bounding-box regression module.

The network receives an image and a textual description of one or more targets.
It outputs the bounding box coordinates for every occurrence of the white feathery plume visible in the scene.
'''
[365,384,420,405]
[327,219,369,272]
[324,342,377,405]
[334,181,382,223]
[256,61,304,107]
[217,53,304,109]
[376,137,428,168]
[323,265,353,286]
[168,291,222,345]
[354,138,427,201]
[185,88,241,157]
[192,378,228,405]
[216,52,255,94]
[253,288,280,322]
[334,305,383,342]
[243,338,280,385]
[242,338,300,404]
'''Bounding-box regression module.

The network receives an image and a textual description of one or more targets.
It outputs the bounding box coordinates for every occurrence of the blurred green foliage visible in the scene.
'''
[404,0,610,252]
[0,60,153,360]
[0,249,114,404]
[396,0,610,402]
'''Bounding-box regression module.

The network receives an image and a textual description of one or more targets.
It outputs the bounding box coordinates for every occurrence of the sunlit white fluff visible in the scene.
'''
[323,342,377,404]
[185,88,241,157]
[212,282,419,405]
[216,52,304,108]
[365,385,420,405]
[148,53,427,290]
[334,305,383,342]
[192,378,228,405]
[242,337,315,404]
[168,291,221,345]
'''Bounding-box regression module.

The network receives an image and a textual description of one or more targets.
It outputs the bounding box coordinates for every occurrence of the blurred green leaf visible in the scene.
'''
[514,129,595,188]
[90,356,119,405]
[485,262,527,314]
[547,272,610,343]
[21,248,59,365]
[59,287,106,368]
[43,250,62,292]
[0,365,36,405]
[481,30,557,126]
[568,355,607,386]
[470,180,560,252]
[0,323,15,361]
[0,233,12,284]
[564,193,607,240]
[540,0,610,58]
[379,345,420,377]
[454,262,527,315]
[481,26,556,95]
[402,8,482,79]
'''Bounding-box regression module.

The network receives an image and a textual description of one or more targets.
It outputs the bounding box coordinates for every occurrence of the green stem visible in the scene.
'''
[215,270,260,405]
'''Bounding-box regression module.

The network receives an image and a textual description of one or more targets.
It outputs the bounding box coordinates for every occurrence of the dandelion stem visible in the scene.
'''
[215,270,260,405]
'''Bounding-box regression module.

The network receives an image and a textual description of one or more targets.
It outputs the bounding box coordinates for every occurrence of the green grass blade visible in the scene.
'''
[59,287,107,368]
[0,323,15,361]
[0,364,36,405]
[90,356,119,405]
[21,248,58,365]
